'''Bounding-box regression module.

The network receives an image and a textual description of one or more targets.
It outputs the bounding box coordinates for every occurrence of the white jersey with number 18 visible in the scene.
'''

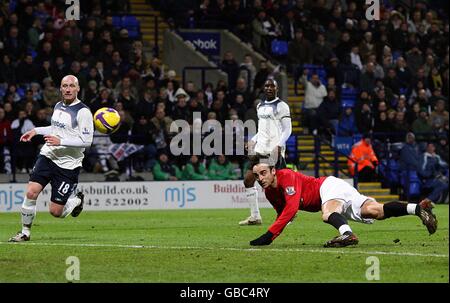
[39,99,94,170]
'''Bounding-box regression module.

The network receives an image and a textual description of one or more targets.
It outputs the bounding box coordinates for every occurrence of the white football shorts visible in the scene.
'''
[319,176,375,224]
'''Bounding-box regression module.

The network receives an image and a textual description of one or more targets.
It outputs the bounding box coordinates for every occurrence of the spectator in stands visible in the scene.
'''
[3,25,26,61]
[373,111,392,136]
[0,54,16,86]
[348,134,379,182]
[244,98,260,127]
[172,87,192,122]
[0,106,12,172]
[226,0,252,40]
[362,54,384,80]
[325,56,339,81]
[337,106,358,137]
[210,90,228,125]
[359,62,377,93]
[301,70,327,134]
[110,110,131,145]
[311,33,333,65]
[153,151,182,181]
[335,31,353,63]
[413,107,435,141]
[436,136,449,165]
[358,31,375,63]
[16,54,39,85]
[239,54,257,92]
[208,154,238,180]
[83,80,99,106]
[420,143,449,204]
[253,60,270,96]
[251,8,278,53]
[429,99,449,132]
[337,54,361,88]
[90,129,120,177]
[407,101,421,124]
[88,88,113,115]
[355,102,374,135]
[150,107,173,152]
[130,115,157,172]
[429,87,447,107]
[183,155,209,180]
[325,21,340,49]
[134,89,156,121]
[220,51,240,90]
[350,46,363,70]
[11,110,36,173]
[399,132,422,173]
[287,29,312,80]
[229,77,252,107]
[231,93,247,120]
[114,75,139,102]
[279,8,299,42]
[316,89,340,137]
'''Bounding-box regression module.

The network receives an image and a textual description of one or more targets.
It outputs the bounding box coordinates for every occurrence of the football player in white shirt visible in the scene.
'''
[239,78,292,225]
[9,75,94,242]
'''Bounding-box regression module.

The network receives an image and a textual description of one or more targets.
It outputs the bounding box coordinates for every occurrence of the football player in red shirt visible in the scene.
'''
[249,160,438,247]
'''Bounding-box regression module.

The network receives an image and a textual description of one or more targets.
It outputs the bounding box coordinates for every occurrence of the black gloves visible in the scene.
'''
[250,231,274,246]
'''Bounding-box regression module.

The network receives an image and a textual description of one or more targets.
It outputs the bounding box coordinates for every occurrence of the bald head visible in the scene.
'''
[60,75,80,104]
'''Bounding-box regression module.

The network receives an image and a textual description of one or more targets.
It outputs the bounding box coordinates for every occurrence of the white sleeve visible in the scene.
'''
[277,101,291,120]
[35,126,52,135]
[60,108,94,147]
[278,117,292,147]
[277,102,292,146]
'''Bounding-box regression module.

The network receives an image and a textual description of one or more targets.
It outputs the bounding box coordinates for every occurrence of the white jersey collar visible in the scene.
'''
[265,97,279,104]
[62,98,81,107]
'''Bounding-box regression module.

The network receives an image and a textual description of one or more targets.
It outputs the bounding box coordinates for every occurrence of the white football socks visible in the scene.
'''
[21,198,36,237]
[61,196,81,218]
[338,224,353,235]
[246,186,261,219]
[406,203,418,215]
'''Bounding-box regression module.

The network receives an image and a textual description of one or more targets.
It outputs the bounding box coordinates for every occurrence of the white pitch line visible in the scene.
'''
[0,242,448,258]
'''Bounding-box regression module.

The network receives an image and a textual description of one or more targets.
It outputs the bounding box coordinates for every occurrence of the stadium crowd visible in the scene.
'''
[0,0,449,201]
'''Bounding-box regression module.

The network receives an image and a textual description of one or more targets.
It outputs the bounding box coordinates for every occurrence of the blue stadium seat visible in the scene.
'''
[17,87,26,99]
[122,15,139,28]
[400,170,422,198]
[341,98,355,108]
[9,0,17,12]
[379,159,400,186]
[0,87,6,99]
[128,29,140,39]
[112,16,122,28]
[271,40,288,56]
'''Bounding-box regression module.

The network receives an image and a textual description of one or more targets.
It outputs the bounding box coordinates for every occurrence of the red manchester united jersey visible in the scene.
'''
[263,169,327,239]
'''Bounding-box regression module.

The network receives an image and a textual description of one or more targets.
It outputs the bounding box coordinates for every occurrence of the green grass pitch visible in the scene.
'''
[0,206,448,282]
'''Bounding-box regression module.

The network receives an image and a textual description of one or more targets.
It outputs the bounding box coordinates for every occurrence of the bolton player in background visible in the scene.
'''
[239,78,292,226]
[249,159,437,247]
[8,75,94,242]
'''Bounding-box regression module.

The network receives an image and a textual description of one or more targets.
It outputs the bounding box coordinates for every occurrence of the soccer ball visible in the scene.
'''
[93,107,121,134]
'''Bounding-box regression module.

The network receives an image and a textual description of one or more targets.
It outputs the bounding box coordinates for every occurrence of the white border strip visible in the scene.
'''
[0,242,447,258]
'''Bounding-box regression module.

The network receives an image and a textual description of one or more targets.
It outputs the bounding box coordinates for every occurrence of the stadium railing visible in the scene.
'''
[182,66,225,90]
[313,134,359,189]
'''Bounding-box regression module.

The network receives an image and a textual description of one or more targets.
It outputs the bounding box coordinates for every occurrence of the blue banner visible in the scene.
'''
[332,136,353,156]
[179,31,221,57]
